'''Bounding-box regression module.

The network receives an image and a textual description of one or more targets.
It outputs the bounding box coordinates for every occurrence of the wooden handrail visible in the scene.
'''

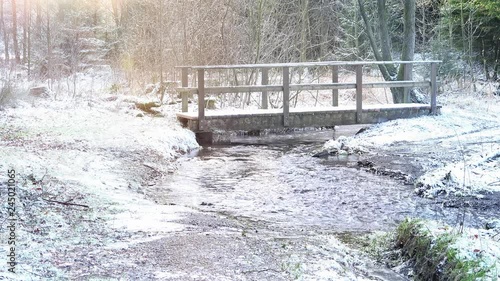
[176,60,441,129]
[176,60,441,70]
[175,81,430,94]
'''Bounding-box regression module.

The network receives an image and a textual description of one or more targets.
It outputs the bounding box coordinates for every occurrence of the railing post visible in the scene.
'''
[197,69,205,130]
[403,62,412,103]
[283,66,290,127]
[261,68,269,109]
[332,65,339,106]
[430,62,438,115]
[181,67,188,112]
[356,65,363,123]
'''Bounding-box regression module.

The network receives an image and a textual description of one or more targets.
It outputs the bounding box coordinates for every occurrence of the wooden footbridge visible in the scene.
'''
[175,61,440,142]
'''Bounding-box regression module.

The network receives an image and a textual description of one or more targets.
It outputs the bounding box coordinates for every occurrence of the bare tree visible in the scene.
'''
[35,0,41,39]
[397,0,416,80]
[26,0,31,76]
[1,0,9,64]
[46,1,52,87]
[358,0,416,103]
[11,0,20,63]
[23,0,27,63]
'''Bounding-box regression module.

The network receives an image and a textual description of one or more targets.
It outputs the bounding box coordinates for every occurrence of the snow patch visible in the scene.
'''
[350,107,499,146]
[319,98,499,196]
[415,150,500,198]
[319,136,367,156]
[420,220,499,280]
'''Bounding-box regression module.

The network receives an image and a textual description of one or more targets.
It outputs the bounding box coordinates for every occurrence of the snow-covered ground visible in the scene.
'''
[320,91,500,278]
[0,91,199,279]
[321,93,500,196]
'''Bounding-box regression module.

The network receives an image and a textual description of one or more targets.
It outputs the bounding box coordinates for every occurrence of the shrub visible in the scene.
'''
[0,79,15,107]
[396,218,489,280]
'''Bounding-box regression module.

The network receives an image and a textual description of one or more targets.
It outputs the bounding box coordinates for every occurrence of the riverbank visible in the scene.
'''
[0,96,199,279]
[319,92,500,279]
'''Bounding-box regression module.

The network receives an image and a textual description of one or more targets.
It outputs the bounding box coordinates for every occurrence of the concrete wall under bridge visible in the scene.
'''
[176,104,441,143]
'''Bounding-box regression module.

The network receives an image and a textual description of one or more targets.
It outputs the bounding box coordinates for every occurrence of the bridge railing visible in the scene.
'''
[176,60,440,125]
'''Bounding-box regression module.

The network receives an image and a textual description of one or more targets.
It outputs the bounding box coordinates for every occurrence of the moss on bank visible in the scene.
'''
[396,219,490,280]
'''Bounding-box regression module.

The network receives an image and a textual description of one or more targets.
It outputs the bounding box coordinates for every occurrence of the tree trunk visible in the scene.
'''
[36,0,41,38]
[448,1,453,47]
[402,0,417,61]
[158,0,164,102]
[357,0,391,81]
[12,0,21,64]
[493,42,499,81]
[252,0,264,64]
[22,0,27,63]
[394,0,416,103]
[27,2,31,77]
[0,0,9,64]
[111,0,121,32]
[25,0,31,76]
[299,0,310,62]
[460,0,466,55]
[483,39,489,80]
[46,6,52,86]
[359,0,416,104]
[377,0,396,76]
[421,4,426,51]
[354,2,360,56]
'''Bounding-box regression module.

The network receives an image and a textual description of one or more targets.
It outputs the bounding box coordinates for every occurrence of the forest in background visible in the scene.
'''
[0,0,499,96]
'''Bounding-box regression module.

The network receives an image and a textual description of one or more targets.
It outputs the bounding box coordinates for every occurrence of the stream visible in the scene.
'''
[146,125,498,280]
[167,126,484,231]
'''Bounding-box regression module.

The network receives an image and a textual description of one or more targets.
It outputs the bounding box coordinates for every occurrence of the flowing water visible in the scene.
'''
[165,126,481,232]
[149,125,497,280]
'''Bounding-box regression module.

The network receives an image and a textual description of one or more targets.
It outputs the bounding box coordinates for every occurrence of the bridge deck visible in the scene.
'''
[177,103,440,132]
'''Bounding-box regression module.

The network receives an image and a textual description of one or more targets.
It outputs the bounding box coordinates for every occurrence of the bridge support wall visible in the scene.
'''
[178,105,440,135]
